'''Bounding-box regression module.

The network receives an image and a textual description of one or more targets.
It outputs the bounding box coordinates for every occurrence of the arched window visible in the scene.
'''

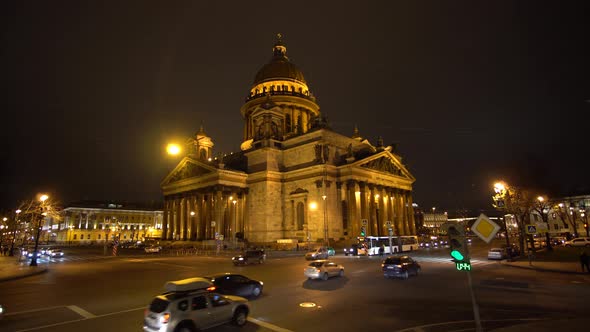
[297,202,305,231]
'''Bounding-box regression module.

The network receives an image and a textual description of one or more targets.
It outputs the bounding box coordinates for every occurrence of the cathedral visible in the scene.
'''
[160,35,416,246]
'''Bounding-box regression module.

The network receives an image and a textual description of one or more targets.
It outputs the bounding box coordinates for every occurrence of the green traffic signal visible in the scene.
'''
[450,249,464,261]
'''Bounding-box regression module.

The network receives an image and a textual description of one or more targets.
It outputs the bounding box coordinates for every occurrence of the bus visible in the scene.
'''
[348,236,420,256]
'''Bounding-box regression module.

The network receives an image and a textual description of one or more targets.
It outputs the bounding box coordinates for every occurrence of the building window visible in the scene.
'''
[564,223,569,229]
[297,202,305,231]
[98,234,101,240]
[87,234,91,240]
[74,234,77,240]
[554,224,559,230]
[341,201,348,230]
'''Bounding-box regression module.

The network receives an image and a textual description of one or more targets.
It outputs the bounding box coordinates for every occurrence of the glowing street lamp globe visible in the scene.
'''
[166,143,181,156]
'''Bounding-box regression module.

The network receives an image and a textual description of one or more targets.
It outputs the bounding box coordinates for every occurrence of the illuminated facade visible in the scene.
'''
[161,35,417,245]
[48,201,163,244]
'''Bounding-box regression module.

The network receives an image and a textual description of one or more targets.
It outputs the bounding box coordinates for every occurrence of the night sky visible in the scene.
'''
[1,1,588,215]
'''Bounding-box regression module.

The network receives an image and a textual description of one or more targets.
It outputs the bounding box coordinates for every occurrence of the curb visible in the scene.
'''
[0,267,49,283]
[500,262,587,275]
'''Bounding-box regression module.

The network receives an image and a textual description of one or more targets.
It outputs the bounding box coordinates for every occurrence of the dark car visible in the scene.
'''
[232,250,266,265]
[382,255,421,279]
[203,273,264,299]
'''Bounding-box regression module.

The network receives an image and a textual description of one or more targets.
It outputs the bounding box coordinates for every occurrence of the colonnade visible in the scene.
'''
[162,186,246,241]
[344,180,416,238]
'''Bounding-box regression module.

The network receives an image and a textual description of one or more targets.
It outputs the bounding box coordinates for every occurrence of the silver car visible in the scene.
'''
[143,277,250,332]
[305,247,329,260]
[304,260,344,280]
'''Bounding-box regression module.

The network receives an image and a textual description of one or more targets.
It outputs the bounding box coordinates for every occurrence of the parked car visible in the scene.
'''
[487,248,508,260]
[550,237,566,246]
[203,273,264,299]
[232,250,266,265]
[305,247,329,260]
[381,255,421,279]
[143,277,250,332]
[145,246,162,253]
[304,260,344,280]
[564,237,590,247]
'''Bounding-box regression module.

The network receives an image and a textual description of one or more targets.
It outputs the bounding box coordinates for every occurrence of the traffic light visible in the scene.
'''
[442,223,469,264]
[360,226,366,237]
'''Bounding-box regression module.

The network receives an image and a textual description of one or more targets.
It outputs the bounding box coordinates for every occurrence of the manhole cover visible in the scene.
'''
[299,302,316,308]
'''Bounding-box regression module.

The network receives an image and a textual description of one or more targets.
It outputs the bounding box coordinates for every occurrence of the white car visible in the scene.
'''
[564,238,590,247]
[50,249,64,257]
[145,246,162,253]
[487,248,507,260]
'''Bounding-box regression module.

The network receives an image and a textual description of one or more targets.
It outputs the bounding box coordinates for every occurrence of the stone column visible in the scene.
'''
[369,184,377,237]
[378,186,385,237]
[359,182,368,235]
[407,192,416,235]
[346,181,357,237]
[394,190,403,235]
[179,198,186,241]
[401,192,410,235]
[215,189,224,239]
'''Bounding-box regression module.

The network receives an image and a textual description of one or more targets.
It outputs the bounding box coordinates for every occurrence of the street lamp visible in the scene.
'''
[9,209,21,256]
[536,195,552,251]
[30,194,49,266]
[322,195,328,246]
[309,201,318,246]
[232,200,237,248]
[68,225,74,245]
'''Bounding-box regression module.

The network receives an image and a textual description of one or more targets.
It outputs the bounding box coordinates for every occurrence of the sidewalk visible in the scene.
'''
[0,255,49,282]
[500,258,589,275]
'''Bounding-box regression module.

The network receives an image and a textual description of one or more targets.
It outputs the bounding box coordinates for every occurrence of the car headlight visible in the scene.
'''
[239,257,244,260]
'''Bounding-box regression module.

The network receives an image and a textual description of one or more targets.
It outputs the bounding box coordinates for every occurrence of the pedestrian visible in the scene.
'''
[580,251,590,273]
[379,244,384,257]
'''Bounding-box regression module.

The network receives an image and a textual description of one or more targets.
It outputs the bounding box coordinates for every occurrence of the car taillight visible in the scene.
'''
[395,264,402,268]
[161,313,170,324]
[206,286,216,291]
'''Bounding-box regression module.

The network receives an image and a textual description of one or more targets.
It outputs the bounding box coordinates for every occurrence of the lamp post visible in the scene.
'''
[30,194,49,266]
[232,200,237,248]
[1,218,6,250]
[9,209,21,256]
[581,209,589,237]
[536,196,552,251]
[322,195,328,246]
[431,207,436,235]
[309,201,318,247]
[68,225,74,245]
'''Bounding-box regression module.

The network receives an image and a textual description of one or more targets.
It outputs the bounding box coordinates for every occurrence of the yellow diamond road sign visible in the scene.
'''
[472,213,500,243]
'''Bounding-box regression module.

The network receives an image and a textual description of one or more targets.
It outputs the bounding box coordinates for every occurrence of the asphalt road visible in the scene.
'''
[1,243,589,332]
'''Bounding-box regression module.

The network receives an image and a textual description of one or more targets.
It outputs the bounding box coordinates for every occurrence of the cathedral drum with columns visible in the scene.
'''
[160,35,417,247]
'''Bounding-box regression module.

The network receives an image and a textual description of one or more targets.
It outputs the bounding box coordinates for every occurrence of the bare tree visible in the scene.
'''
[554,201,579,238]
[493,183,535,254]
[531,195,552,251]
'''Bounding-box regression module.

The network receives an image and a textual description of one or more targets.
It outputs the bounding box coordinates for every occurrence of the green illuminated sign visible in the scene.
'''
[450,249,464,261]
[455,261,472,271]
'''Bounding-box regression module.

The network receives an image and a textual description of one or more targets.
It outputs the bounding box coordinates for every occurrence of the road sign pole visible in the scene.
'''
[467,270,483,332]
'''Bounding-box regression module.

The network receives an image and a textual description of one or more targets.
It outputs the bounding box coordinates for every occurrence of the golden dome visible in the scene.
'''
[253,34,306,85]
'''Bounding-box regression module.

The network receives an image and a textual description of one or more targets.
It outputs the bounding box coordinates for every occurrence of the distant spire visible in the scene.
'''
[377,136,384,148]
[352,124,360,139]
[197,122,206,136]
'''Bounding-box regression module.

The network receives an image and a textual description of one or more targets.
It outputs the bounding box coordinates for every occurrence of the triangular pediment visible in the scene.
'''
[161,157,217,186]
[354,151,415,181]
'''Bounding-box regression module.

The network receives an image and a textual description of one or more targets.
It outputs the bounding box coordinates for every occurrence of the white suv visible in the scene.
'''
[564,238,590,247]
[143,277,250,332]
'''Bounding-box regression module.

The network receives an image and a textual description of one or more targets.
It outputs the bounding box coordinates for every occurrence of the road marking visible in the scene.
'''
[153,262,197,269]
[4,305,65,316]
[393,318,547,332]
[248,317,294,332]
[67,305,96,318]
[571,280,582,284]
[15,306,145,332]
